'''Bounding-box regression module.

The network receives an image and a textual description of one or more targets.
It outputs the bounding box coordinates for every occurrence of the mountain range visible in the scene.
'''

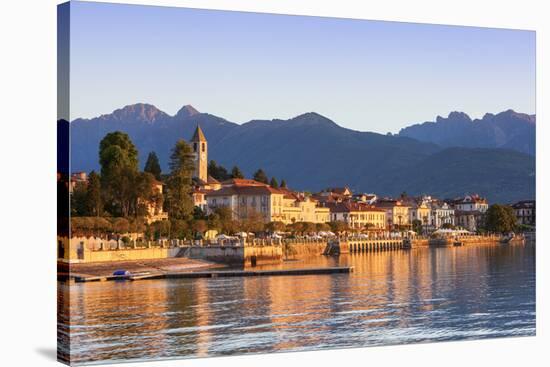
[68,104,536,203]
[398,110,535,155]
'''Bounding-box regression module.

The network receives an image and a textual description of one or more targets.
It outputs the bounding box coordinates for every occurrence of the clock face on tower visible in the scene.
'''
[201,153,206,160]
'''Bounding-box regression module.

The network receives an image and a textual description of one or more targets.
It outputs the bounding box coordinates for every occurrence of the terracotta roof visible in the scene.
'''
[191,125,207,142]
[454,194,488,204]
[511,200,535,209]
[326,202,386,213]
[207,175,220,184]
[221,178,268,187]
[193,188,212,194]
[313,192,345,203]
[192,176,204,185]
[375,200,410,208]
[206,185,284,197]
[324,187,351,195]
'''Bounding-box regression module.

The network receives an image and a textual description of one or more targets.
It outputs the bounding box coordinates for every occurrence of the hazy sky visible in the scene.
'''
[69,1,535,133]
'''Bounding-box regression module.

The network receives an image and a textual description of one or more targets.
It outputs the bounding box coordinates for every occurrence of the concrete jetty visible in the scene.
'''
[72,266,354,283]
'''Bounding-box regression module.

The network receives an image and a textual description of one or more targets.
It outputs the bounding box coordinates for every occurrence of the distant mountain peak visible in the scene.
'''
[436,111,472,123]
[175,104,200,119]
[398,108,535,156]
[102,103,168,123]
[290,112,338,127]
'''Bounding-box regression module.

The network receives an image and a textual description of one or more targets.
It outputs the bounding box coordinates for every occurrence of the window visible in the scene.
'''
[202,143,205,152]
[193,143,198,152]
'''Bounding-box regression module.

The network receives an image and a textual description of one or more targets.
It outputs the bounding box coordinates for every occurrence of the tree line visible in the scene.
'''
[71,131,291,239]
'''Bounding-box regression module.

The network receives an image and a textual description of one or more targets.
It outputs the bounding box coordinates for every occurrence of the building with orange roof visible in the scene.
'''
[375,199,411,229]
[325,202,386,230]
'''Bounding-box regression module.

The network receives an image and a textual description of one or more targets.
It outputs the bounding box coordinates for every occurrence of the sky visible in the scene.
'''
[68,1,536,133]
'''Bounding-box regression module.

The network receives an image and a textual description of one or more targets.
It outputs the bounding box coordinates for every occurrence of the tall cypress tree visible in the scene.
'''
[144,151,162,180]
[86,171,103,216]
[270,177,279,189]
[166,140,195,220]
[231,166,244,179]
[253,169,269,184]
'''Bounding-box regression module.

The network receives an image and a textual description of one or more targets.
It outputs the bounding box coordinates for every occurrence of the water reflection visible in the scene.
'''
[59,243,535,364]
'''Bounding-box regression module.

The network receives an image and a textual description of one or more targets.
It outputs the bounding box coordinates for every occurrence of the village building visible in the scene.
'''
[205,181,330,224]
[455,211,485,232]
[453,194,489,212]
[375,199,411,229]
[451,195,489,232]
[511,200,536,226]
[205,182,286,222]
[409,201,431,226]
[313,187,353,204]
[429,202,455,229]
[326,202,386,230]
[69,171,88,192]
[144,179,168,224]
[352,193,377,205]
[279,189,330,224]
[190,125,208,183]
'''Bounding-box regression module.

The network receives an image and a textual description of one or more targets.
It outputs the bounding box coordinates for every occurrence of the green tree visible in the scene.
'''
[170,219,190,240]
[133,172,157,218]
[111,217,130,234]
[144,151,162,180]
[484,204,517,233]
[86,171,102,216]
[70,182,88,216]
[193,206,208,220]
[230,166,244,179]
[208,206,237,234]
[99,132,139,217]
[154,220,171,239]
[99,132,139,174]
[192,220,208,238]
[166,140,195,220]
[253,169,269,184]
[280,179,287,189]
[303,222,317,234]
[316,222,331,232]
[270,177,279,189]
[208,160,230,181]
[266,221,285,233]
[412,219,422,235]
[242,211,265,234]
[329,221,349,234]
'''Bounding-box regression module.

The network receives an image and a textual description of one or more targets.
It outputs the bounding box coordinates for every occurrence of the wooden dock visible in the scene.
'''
[72,266,354,283]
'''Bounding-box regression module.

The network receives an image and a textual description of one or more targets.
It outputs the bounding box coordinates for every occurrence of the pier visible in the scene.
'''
[71,266,354,283]
[324,238,411,255]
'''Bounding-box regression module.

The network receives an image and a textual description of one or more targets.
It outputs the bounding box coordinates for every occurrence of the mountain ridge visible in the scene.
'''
[69,104,535,203]
[398,109,536,155]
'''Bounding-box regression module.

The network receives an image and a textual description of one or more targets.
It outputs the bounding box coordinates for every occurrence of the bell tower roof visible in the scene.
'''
[191,125,207,142]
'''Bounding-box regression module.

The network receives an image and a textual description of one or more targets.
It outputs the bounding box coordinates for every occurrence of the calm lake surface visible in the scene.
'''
[59,242,536,365]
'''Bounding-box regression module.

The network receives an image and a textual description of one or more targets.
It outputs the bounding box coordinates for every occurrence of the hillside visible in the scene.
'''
[398,110,536,155]
[69,104,535,203]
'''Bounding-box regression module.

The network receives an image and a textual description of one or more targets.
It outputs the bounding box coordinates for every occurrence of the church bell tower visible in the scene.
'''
[191,125,208,182]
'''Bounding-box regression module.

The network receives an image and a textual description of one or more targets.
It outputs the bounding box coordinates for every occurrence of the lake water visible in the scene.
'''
[58,242,536,365]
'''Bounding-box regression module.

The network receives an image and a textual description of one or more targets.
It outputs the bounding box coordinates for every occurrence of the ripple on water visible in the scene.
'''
[63,243,536,363]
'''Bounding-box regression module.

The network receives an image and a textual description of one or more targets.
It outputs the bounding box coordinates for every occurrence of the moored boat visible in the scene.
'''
[500,233,525,244]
